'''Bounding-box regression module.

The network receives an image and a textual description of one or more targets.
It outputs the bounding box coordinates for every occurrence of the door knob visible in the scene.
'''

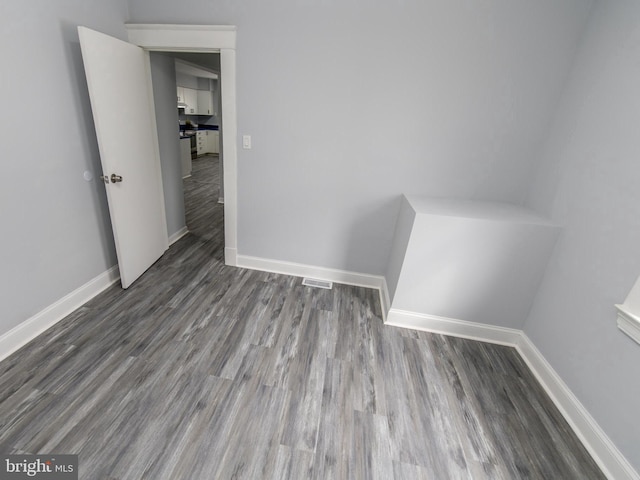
[111,174,123,183]
[100,175,109,184]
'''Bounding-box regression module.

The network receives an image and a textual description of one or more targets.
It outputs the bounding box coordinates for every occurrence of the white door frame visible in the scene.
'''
[125,24,238,266]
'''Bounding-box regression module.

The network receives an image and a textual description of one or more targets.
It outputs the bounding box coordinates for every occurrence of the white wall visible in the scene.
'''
[0,1,129,336]
[127,0,593,275]
[525,0,640,471]
[385,195,415,301]
[388,196,560,329]
[149,52,186,238]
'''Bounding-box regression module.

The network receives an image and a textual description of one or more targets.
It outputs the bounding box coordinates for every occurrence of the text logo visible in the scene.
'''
[1,455,77,479]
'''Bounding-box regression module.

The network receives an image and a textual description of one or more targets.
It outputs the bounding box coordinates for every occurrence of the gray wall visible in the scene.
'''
[0,1,129,335]
[524,0,640,471]
[150,53,186,238]
[127,0,593,275]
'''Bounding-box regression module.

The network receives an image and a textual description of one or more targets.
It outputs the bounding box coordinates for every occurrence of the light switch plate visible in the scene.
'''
[242,135,252,149]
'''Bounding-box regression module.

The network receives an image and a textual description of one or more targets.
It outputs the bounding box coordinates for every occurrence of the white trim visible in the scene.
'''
[615,304,640,345]
[0,266,120,362]
[125,24,237,51]
[236,255,387,319]
[385,309,521,346]
[168,226,189,246]
[516,334,640,480]
[219,47,238,264]
[125,24,238,270]
[236,255,387,290]
[225,247,238,267]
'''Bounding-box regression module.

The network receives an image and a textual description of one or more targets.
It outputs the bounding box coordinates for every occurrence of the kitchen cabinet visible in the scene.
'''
[182,87,198,114]
[196,90,214,115]
[196,130,220,155]
[177,86,214,116]
[196,131,206,155]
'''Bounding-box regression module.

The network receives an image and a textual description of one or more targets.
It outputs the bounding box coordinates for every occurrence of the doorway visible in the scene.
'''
[125,24,238,266]
[172,53,223,248]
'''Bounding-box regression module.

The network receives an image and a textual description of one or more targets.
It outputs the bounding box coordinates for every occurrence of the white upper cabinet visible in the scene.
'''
[183,88,198,114]
[177,86,214,116]
[197,90,214,116]
[175,64,218,116]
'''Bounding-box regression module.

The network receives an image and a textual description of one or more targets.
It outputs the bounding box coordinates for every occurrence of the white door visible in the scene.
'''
[79,26,168,288]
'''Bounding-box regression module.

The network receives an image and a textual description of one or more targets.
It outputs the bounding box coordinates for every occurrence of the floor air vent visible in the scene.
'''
[302,278,333,289]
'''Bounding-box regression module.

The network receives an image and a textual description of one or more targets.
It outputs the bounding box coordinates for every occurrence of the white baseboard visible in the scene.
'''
[168,226,189,246]
[615,304,640,345]
[385,308,522,347]
[516,335,640,480]
[384,307,638,480]
[0,266,121,363]
[236,254,386,289]
[236,254,388,318]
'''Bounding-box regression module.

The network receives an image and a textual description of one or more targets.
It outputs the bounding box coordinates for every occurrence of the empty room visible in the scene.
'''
[1,0,639,478]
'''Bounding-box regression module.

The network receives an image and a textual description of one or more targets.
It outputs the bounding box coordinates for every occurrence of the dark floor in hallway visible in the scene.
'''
[0,155,604,479]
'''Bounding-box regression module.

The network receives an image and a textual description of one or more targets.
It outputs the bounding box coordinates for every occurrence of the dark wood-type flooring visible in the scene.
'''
[0,155,605,479]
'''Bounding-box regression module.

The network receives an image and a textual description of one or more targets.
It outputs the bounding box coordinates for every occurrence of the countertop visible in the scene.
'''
[180,125,218,132]
[179,125,219,139]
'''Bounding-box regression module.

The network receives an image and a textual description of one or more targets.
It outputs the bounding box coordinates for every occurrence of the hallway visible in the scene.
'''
[184,154,224,244]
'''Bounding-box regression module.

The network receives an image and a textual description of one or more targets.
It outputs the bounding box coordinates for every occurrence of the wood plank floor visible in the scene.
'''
[0,155,605,479]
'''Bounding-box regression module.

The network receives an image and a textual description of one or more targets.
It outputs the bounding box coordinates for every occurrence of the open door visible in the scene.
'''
[79,26,168,288]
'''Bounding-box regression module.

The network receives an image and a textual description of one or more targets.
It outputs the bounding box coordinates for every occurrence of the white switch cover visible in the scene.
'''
[242,135,252,149]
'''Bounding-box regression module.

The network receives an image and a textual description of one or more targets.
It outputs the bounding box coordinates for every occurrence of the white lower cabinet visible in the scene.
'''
[196,131,206,155]
[196,130,220,155]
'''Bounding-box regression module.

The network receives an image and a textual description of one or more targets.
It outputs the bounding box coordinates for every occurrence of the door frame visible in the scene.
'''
[125,24,238,266]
